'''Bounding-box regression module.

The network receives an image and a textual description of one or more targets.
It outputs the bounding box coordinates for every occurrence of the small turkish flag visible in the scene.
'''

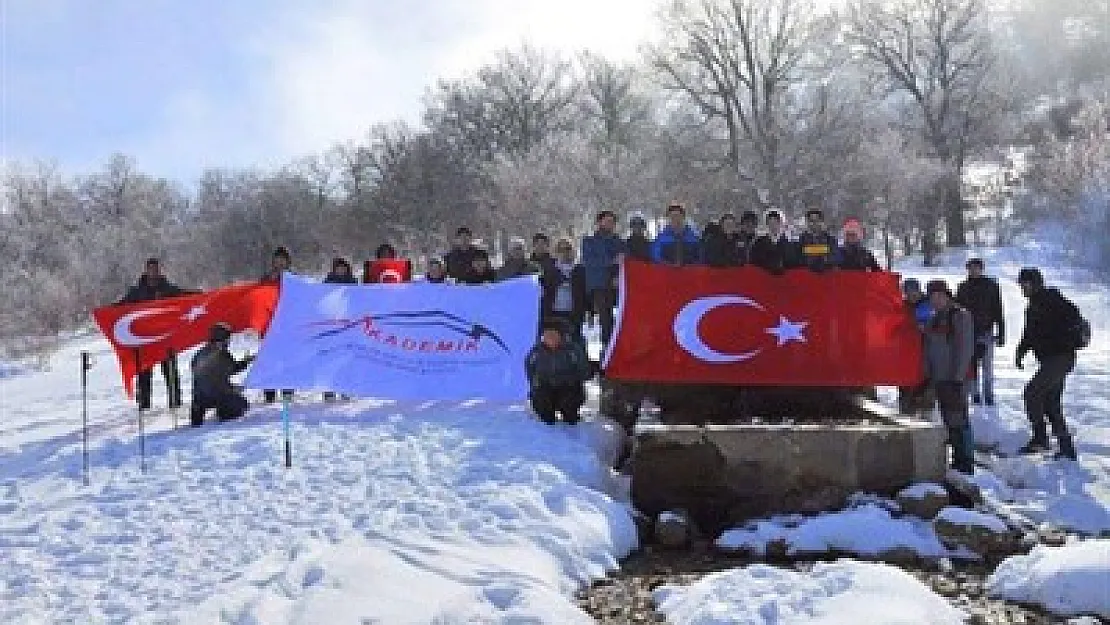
[363,259,413,284]
[92,283,278,397]
[604,261,923,386]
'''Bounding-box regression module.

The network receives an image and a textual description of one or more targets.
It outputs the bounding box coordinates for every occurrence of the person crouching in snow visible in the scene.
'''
[525,318,593,425]
[923,280,976,474]
[190,323,254,427]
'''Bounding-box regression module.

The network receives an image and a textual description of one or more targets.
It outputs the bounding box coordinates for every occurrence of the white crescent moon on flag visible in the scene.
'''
[114,308,175,347]
[379,269,402,283]
[673,295,765,363]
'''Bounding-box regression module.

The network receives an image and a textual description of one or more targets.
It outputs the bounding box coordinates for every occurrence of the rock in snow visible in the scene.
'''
[654,559,966,625]
[987,540,1110,619]
[897,482,951,520]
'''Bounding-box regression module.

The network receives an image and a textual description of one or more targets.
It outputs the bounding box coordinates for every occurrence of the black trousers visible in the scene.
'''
[190,392,249,426]
[590,288,617,357]
[531,383,586,425]
[263,389,295,403]
[1024,352,1075,444]
[935,381,974,472]
[136,357,182,410]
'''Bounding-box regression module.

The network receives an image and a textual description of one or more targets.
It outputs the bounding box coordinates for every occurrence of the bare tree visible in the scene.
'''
[426,45,578,161]
[847,0,1001,249]
[648,0,833,204]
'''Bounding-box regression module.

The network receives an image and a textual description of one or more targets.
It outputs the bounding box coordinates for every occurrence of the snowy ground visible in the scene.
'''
[988,539,1110,619]
[890,233,1110,535]
[654,560,967,625]
[0,334,636,623]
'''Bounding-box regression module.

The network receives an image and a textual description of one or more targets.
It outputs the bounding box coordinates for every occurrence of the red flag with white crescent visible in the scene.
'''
[603,260,923,386]
[92,283,279,397]
[363,259,413,284]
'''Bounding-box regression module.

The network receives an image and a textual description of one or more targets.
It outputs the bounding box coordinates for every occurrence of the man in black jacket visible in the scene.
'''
[1015,267,1083,460]
[625,214,653,261]
[540,239,588,342]
[525,318,593,424]
[190,323,254,426]
[703,213,744,267]
[956,258,1005,406]
[118,257,196,412]
[797,208,839,272]
[445,227,480,281]
[750,210,796,274]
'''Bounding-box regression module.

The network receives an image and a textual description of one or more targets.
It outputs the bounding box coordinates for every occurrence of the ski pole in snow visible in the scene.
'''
[81,351,91,485]
[281,394,292,468]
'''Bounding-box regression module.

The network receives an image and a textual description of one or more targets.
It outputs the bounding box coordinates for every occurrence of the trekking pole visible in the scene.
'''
[281,394,292,468]
[170,349,178,430]
[81,351,91,485]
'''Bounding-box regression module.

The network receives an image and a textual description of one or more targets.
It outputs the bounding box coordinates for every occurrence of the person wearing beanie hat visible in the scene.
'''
[922,278,977,474]
[525,318,593,425]
[189,323,254,427]
[1015,266,1085,459]
[898,277,933,415]
[625,213,653,262]
[324,257,358,285]
[956,257,1005,406]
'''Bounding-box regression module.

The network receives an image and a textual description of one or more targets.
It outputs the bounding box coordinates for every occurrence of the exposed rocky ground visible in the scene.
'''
[577,541,1095,624]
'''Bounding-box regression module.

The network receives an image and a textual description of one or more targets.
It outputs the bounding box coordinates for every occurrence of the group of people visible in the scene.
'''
[901,258,1086,472]
[117,206,1087,467]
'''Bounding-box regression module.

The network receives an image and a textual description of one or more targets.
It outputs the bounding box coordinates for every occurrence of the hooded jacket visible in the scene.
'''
[923,304,976,382]
[1017,286,1082,359]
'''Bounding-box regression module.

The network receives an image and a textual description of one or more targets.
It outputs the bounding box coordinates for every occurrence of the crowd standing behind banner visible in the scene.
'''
[115,203,1087,466]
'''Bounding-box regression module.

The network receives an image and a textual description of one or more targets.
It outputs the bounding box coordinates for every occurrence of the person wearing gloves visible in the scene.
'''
[189,323,255,427]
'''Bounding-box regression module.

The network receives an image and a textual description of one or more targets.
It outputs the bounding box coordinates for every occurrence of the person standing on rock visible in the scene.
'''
[923,279,977,474]
[1015,267,1085,460]
[956,258,1005,406]
[582,210,625,355]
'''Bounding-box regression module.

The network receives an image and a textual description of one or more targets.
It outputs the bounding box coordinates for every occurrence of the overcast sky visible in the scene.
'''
[1,0,657,181]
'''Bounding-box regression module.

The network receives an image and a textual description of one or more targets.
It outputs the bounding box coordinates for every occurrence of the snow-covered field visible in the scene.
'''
[1,231,1108,623]
[0,335,636,623]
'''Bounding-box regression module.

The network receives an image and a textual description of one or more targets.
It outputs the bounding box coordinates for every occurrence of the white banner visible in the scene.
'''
[245,273,540,400]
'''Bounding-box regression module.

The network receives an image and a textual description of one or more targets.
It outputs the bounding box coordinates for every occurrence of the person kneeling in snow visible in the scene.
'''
[525,319,593,425]
[923,280,976,474]
[189,323,254,427]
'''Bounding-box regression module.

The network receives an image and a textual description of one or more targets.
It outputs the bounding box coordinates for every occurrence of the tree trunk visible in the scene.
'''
[943,172,966,247]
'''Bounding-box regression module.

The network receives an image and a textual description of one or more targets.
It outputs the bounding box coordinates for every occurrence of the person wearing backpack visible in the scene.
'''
[1015,267,1087,460]
[922,280,977,474]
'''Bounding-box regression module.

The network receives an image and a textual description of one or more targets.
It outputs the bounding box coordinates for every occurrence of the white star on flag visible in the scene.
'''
[182,305,207,322]
[765,316,808,346]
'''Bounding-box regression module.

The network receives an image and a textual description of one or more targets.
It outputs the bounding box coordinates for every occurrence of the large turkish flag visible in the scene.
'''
[603,261,924,386]
[92,283,279,397]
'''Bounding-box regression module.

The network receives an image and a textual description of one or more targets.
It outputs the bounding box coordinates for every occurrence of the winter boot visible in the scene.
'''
[1017,438,1050,454]
[1053,436,1078,461]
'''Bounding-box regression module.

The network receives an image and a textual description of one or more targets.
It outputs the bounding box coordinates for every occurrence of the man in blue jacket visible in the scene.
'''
[653,203,702,266]
[581,210,625,354]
